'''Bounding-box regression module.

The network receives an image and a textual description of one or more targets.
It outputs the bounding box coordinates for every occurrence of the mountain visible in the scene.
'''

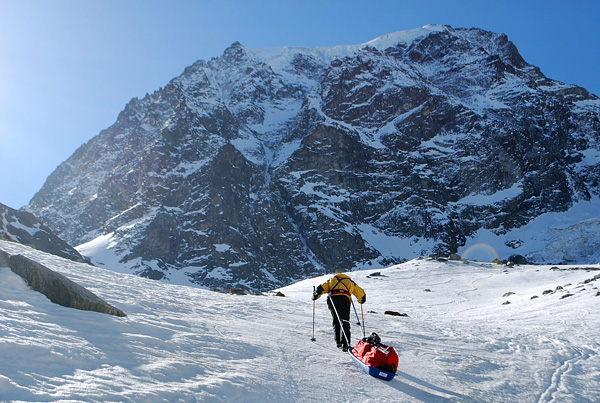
[26,25,600,290]
[1,239,599,401]
[1,202,85,262]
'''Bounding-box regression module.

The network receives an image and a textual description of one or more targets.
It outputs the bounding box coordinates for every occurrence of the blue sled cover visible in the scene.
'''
[348,347,396,381]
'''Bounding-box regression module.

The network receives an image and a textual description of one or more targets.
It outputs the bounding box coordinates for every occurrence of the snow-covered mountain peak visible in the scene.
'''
[221,40,253,64]
[26,25,600,291]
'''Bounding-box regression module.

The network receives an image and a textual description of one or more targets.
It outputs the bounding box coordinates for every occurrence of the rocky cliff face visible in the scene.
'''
[26,25,600,290]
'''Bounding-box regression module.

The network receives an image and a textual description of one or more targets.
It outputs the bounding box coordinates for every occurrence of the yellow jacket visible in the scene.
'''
[315,274,366,303]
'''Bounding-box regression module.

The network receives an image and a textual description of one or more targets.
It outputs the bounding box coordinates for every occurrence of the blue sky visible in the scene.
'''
[1,0,599,209]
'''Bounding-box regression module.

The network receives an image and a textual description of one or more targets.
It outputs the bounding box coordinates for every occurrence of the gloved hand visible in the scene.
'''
[360,295,366,304]
[312,285,324,301]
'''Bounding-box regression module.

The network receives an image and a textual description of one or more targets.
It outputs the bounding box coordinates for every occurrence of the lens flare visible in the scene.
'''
[459,243,503,289]
[461,243,500,263]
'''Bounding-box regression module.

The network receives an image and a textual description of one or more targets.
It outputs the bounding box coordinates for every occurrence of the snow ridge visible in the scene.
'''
[249,25,449,70]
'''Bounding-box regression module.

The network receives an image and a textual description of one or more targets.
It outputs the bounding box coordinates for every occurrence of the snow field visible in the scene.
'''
[1,239,599,402]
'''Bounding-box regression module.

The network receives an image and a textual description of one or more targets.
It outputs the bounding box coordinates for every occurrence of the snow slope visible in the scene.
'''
[1,239,599,402]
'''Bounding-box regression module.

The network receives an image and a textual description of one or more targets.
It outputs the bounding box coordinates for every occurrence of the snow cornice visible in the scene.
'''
[248,25,450,70]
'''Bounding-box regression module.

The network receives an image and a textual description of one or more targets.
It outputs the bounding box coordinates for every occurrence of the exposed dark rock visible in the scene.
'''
[581,274,600,284]
[227,288,249,295]
[0,232,14,241]
[552,266,600,272]
[0,249,125,317]
[0,202,85,262]
[506,254,529,265]
[384,310,408,317]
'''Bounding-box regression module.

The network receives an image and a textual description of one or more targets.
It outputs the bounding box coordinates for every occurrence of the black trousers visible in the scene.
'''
[327,295,351,348]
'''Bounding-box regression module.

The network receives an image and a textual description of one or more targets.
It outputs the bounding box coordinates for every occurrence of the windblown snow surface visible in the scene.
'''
[1,239,599,402]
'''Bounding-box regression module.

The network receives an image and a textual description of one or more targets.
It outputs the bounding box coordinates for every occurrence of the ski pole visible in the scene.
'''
[361,303,365,336]
[351,300,361,325]
[311,287,316,342]
[352,300,366,338]
[327,295,351,349]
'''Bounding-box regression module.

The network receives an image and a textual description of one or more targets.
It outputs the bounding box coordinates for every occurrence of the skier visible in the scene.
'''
[312,270,366,351]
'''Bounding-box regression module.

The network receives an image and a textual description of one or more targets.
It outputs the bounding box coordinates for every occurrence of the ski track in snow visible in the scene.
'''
[1,240,599,402]
[537,346,598,403]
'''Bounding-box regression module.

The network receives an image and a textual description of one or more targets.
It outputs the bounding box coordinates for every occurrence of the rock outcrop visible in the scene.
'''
[0,249,125,317]
[1,202,85,262]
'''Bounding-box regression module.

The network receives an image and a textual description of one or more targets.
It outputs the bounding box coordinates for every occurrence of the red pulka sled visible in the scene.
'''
[349,333,398,381]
